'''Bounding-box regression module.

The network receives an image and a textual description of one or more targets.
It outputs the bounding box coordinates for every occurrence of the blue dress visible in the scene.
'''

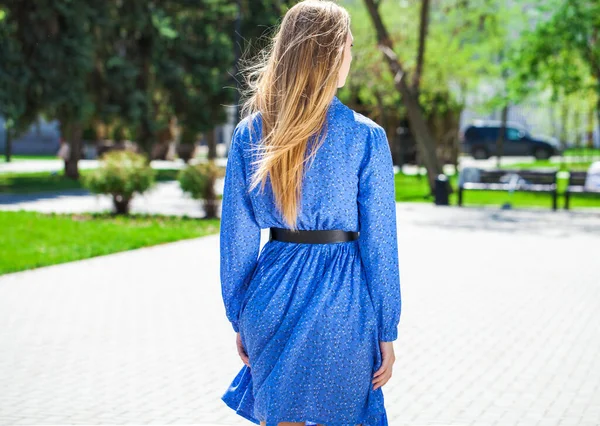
[220,95,402,426]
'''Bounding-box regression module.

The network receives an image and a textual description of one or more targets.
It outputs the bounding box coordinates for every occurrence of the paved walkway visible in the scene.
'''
[0,159,196,174]
[0,182,212,218]
[0,204,599,426]
[0,154,535,176]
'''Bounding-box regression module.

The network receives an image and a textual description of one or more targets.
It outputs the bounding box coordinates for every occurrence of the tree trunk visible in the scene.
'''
[413,0,430,93]
[572,105,581,149]
[496,103,508,168]
[388,115,402,167]
[560,103,569,150]
[363,0,442,192]
[374,90,387,131]
[113,194,131,215]
[549,103,559,141]
[65,122,83,180]
[4,125,12,163]
[203,174,219,218]
[203,199,219,219]
[137,34,155,158]
[206,128,218,160]
[586,107,595,150]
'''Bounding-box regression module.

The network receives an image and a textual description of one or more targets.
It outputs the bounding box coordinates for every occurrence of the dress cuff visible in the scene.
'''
[379,327,398,342]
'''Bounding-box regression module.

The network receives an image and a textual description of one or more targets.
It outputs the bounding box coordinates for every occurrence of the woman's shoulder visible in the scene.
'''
[234,98,384,141]
[233,111,263,144]
[332,96,384,135]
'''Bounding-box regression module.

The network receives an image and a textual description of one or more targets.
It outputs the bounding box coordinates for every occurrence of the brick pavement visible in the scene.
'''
[0,204,599,426]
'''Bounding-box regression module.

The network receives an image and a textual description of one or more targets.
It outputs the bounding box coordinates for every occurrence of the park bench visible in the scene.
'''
[458,168,558,210]
[564,171,600,210]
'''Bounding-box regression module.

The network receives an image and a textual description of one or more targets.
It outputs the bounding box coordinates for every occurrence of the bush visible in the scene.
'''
[82,150,156,215]
[178,160,225,218]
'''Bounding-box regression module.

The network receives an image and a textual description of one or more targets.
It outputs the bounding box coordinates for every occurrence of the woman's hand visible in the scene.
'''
[372,340,395,390]
[236,332,251,368]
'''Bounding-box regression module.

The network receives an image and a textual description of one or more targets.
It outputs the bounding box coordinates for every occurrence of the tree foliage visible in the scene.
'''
[514,0,599,145]
[0,0,292,166]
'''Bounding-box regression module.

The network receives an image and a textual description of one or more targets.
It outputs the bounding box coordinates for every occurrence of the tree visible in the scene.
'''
[0,0,98,177]
[341,1,514,179]
[363,0,443,191]
[518,0,600,144]
[0,8,26,162]
[160,1,237,161]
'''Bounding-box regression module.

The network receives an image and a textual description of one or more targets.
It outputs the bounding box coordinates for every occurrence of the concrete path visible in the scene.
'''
[0,159,200,175]
[0,182,213,218]
[1,154,538,176]
[0,154,579,219]
[0,204,599,425]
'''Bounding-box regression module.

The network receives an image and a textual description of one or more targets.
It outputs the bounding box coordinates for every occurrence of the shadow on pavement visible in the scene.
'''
[403,204,600,238]
[0,189,92,205]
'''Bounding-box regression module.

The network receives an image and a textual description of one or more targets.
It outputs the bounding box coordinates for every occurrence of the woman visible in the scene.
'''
[220,1,401,425]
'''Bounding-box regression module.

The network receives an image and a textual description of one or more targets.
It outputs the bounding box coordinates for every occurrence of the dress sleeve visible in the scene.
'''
[357,125,402,342]
[220,124,262,333]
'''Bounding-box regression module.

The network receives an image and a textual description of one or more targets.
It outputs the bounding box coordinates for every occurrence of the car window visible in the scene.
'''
[506,128,524,141]
[464,127,479,140]
[486,128,499,140]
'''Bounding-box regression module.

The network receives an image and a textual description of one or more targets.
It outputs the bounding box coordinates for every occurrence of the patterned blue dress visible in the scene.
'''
[220,95,402,426]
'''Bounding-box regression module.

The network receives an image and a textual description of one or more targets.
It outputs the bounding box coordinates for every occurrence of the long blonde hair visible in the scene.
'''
[239,0,351,231]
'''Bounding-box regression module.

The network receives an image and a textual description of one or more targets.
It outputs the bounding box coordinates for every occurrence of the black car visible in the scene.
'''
[461,121,562,160]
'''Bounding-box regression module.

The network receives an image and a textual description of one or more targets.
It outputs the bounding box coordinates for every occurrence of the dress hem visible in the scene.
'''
[221,365,389,426]
[222,395,388,426]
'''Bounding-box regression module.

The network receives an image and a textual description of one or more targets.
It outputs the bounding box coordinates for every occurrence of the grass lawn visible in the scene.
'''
[500,159,593,171]
[563,148,600,157]
[0,155,58,162]
[0,211,220,275]
[395,173,600,210]
[0,169,181,194]
[1,171,598,276]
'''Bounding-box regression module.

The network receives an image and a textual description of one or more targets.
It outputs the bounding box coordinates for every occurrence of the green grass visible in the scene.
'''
[500,159,592,171]
[0,211,220,275]
[395,173,600,209]
[0,155,58,162]
[563,147,600,157]
[1,170,598,275]
[0,169,181,194]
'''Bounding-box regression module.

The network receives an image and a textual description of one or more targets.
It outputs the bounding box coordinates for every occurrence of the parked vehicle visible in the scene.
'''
[461,121,562,160]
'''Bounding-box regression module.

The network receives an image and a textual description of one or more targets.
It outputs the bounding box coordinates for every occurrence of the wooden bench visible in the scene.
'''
[565,171,600,210]
[458,169,558,210]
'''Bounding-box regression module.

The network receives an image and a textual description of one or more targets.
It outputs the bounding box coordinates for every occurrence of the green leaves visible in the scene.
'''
[82,150,156,200]
[513,0,599,110]
[178,161,225,200]
[152,11,178,39]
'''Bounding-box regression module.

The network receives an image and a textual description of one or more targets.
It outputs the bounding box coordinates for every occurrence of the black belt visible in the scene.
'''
[269,227,359,244]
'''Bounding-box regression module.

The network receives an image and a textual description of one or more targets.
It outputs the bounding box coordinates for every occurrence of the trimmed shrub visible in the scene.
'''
[178,160,225,218]
[82,150,156,215]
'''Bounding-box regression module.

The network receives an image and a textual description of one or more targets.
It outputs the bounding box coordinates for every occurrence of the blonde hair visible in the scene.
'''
[239,0,351,231]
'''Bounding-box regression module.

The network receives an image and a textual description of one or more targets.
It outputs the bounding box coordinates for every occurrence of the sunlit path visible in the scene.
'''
[0,203,598,425]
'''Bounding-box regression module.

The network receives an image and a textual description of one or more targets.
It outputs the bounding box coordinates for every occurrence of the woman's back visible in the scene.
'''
[220,2,401,425]
[221,94,401,426]
[233,95,396,233]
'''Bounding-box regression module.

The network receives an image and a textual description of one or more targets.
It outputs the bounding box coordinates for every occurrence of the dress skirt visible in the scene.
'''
[221,238,389,426]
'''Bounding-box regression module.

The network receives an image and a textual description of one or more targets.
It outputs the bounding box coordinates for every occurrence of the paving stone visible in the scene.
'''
[0,204,598,425]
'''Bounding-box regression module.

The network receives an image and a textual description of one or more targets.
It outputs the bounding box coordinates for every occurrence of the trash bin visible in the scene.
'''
[434,174,449,206]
